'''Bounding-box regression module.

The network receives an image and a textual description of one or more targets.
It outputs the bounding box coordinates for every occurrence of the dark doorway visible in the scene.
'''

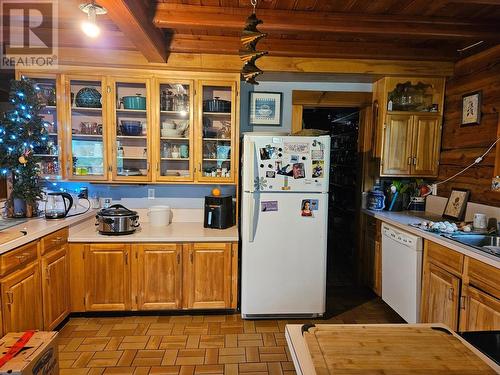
[303,107,368,315]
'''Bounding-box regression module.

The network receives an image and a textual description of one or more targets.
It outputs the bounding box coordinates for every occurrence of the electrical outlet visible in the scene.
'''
[148,189,155,199]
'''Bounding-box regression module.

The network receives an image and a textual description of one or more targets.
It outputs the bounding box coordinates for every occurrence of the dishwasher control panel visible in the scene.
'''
[382,224,422,249]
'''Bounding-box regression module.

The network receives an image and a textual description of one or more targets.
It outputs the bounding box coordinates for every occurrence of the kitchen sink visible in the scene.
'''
[446,234,500,257]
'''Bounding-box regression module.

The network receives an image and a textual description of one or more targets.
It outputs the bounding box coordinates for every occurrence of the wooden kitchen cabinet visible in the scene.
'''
[421,239,500,331]
[85,244,131,311]
[459,285,500,331]
[1,261,42,332]
[360,214,381,296]
[134,244,182,310]
[421,262,460,330]
[41,245,70,330]
[381,113,441,177]
[183,242,235,309]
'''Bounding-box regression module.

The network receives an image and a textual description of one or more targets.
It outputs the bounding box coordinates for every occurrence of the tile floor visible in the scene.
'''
[57,296,403,375]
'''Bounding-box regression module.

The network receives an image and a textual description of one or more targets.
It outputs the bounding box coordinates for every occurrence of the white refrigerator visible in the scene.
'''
[241,134,330,318]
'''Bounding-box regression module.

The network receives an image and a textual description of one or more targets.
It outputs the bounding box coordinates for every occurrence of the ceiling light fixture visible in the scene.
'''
[79,1,107,38]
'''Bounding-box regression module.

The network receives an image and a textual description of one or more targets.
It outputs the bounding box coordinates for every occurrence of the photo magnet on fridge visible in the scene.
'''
[266,171,276,178]
[312,160,324,178]
[261,201,278,212]
[311,150,324,160]
[310,199,319,210]
[259,148,271,160]
[284,142,310,154]
[293,163,305,179]
[301,199,313,217]
[290,155,299,163]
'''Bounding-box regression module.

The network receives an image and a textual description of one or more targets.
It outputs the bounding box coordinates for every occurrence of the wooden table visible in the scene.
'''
[285,324,499,374]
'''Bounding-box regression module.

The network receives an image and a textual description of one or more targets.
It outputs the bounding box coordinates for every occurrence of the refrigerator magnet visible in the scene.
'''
[311,150,324,160]
[310,199,319,210]
[281,176,291,190]
[275,160,282,171]
[261,201,278,212]
[292,163,305,179]
[284,142,309,154]
[301,199,313,217]
[312,160,324,178]
[266,171,276,178]
[259,148,271,160]
[290,155,299,163]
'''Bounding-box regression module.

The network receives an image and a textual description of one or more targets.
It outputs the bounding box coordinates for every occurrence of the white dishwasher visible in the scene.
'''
[381,223,423,323]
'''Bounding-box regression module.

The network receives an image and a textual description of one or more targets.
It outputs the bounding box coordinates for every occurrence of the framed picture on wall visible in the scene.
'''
[249,92,282,126]
[442,188,470,221]
[461,91,482,126]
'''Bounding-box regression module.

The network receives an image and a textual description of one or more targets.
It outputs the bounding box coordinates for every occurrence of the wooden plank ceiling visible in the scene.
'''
[18,0,500,63]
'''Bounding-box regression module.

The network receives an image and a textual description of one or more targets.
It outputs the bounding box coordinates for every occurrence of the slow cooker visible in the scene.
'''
[95,204,140,235]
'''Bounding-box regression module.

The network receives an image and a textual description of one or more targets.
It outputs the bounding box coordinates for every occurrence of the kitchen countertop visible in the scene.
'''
[0,210,97,254]
[362,208,500,268]
[69,220,239,243]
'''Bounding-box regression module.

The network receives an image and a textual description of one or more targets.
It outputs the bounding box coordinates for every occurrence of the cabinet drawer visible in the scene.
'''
[467,258,500,299]
[426,241,463,276]
[41,228,68,255]
[0,241,38,276]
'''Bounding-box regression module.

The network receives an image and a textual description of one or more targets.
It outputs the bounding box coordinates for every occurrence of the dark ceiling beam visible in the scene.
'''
[98,0,168,63]
[153,3,500,40]
[168,34,459,61]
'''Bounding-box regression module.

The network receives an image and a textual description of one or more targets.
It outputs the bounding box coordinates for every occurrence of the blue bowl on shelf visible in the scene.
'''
[75,87,102,108]
[120,120,142,136]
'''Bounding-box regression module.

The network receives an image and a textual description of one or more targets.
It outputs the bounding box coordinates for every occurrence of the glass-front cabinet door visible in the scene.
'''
[196,81,236,183]
[155,79,193,182]
[22,74,64,180]
[66,76,108,180]
[109,77,151,182]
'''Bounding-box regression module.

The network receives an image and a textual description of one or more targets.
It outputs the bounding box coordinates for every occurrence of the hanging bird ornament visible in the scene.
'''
[240,0,268,85]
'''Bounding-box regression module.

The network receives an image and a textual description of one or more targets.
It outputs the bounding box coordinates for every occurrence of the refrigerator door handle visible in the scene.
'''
[247,140,256,193]
[248,192,260,243]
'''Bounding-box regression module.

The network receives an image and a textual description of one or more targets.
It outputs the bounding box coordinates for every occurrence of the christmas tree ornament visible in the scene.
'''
[18,155,27,164]
[240,0,268,85]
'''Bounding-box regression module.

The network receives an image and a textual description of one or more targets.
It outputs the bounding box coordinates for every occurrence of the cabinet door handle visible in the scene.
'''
[6,291,13,304]
[448,287,454,301]
[46,266,51,282]
[460,295,466,309]
[190,251,194,263]
[408,157,412,165]
[156,162,159,172]
[125,252,128,265]
[413,157,417,165]
[177,252,181,264]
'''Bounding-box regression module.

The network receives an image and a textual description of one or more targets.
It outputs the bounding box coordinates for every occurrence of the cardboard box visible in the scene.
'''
[0,331,59,375]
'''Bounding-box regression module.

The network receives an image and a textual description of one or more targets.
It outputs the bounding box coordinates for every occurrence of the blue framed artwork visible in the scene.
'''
[249,91,282,126]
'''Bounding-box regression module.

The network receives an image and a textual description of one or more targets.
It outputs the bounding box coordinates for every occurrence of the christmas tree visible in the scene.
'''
[0,77,48,217]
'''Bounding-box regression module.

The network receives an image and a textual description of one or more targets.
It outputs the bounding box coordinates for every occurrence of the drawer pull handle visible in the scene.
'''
[15,255,26,263]
[52,236,64,243]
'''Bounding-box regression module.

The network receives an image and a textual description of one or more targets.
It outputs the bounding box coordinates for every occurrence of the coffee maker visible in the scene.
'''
[204,195,233,229]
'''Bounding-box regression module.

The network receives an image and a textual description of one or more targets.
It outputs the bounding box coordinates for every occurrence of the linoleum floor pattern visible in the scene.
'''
[57,296,402,375]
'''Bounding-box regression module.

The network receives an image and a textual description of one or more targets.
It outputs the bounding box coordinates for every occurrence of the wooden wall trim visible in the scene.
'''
[55,48,454,77]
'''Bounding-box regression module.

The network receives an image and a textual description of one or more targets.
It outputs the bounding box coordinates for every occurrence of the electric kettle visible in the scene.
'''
[45,192,74,219]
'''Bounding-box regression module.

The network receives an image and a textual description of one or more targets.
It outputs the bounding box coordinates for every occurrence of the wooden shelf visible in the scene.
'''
[34,154,59,157]
[203,112,231,116]
[160,137,188,140]
[73,155,103,158]
[72,134,103,138]
[160,110,189,116]
[203,138,231,141]
[118,156,147,160]
[161,157,189,161]
[71,106,102,112]
[203,158,231,161]
[47,133,58,136]
[116,108,146,113]
[117,135,147,139]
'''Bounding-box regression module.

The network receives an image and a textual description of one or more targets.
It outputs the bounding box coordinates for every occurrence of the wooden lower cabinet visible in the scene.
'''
[41,245,70,330]
[1,261,42,332]
[183,243,234,309]
[421,240,500,331]
[85,244,131,311]
[460,285,500,331]
[360,215,381,296]
[69,241,238,312]
[421,262,460,330]
[134,244,182,310]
